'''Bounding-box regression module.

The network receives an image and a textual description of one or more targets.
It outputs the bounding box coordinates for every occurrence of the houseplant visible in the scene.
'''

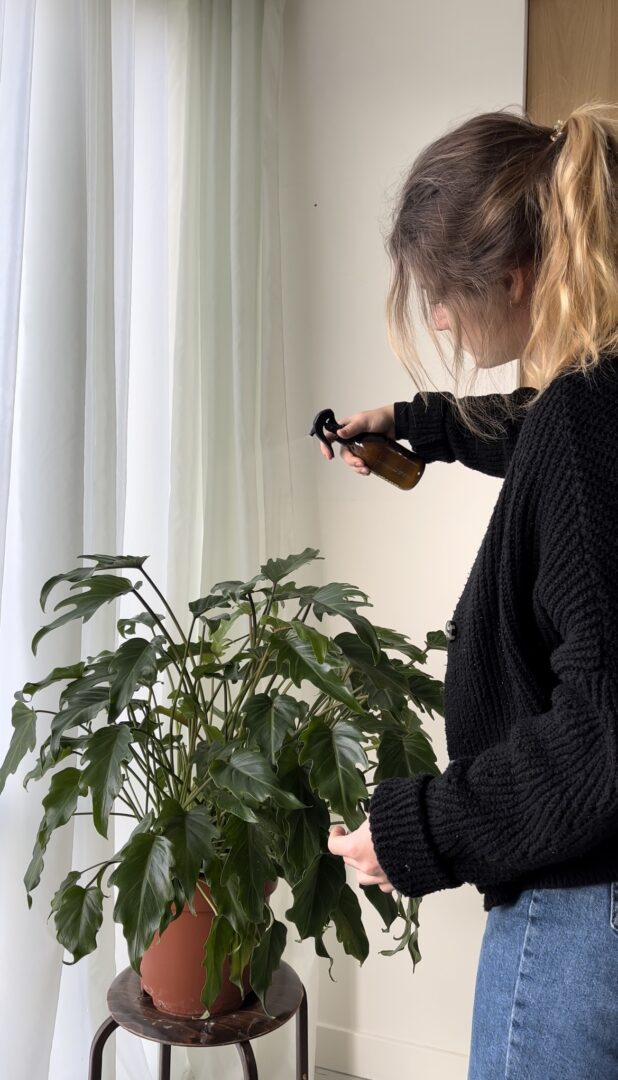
[0,548,446,1018]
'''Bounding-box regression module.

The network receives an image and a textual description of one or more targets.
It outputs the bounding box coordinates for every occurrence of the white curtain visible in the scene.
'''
[0,1,320,1077]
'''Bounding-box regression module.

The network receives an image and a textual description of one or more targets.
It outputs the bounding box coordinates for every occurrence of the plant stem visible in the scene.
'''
[195,879,219,917]
[140,568,189,645]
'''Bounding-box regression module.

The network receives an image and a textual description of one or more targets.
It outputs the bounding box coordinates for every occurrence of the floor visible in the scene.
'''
[316,1069,367,1080]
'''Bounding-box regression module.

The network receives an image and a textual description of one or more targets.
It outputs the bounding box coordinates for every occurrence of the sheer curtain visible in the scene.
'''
[0,1,320,1077]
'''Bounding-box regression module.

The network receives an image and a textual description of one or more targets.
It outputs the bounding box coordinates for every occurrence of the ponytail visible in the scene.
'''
[524,102,618,392]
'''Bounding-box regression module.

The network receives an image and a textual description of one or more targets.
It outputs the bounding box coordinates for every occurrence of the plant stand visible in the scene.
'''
[88,961,308,1080]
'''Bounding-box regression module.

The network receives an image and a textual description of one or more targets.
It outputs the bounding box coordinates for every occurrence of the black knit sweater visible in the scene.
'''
[367,356,618,911]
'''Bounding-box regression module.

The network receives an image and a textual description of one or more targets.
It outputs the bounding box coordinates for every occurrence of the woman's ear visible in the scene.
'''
[504,264,532,308]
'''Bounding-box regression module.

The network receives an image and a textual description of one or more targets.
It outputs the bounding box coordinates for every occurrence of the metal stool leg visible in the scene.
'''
[159,1042,171,1080]
[88,1016,119,1080]
[296,983,308,1080]
[236,1039,258,1079]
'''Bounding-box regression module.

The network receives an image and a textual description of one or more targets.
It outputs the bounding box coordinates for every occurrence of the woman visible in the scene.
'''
[321,103,618,1078]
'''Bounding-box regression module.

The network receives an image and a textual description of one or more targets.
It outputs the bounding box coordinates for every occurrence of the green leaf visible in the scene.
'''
[201,915,236,1012]
[298,717,368,828]
[23,734,90,789]
[39,766,85,841]
[108,832,175,971]
[334,633,411,711]
[211,787,259,823]
[108,637,160,721]
[81,724,134,837]
[220,815,279,924]
[331,883,369,964]
[20,663,86,700]
[374,728,440,782]
[275,745,330,883]
[50,686,110,757]
[33,574,135,655]
[361,883,399,930]
[228,929,257,997]
[203,856,253,938]
[373,625,428,664]
[154,799,219,910]
[209,748,308,811]
[53,883,104,964]
[249,918,287,1014]
[268,628,367,717]
[405,669,445,719]
[426,628,448,652]
[241,693,300,765]
[285,851,345,939]
[79,553,148,571]
[259,548,323,585]
[117,611,162,638]
[289,620,330,663]
[0,701,36,795]
[24,767,86,904]
[310,582,381,663]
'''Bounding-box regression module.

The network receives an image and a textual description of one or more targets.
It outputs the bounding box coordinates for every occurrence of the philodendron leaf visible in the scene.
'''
[117,611,161,638]
[201,914,236,1013]
[372,625,428,664]
[267,628,367,717]
[426,628,448,652]
[331,882,369,964]
[81,724,134,837]
[309,582,381,664]
[209,749,308,811]
[360,883,399,930]
[79,553,148,571]
[374,728,440,782]
[108,636,160,721]
[249,918,287,1015]
[259,548,322,585]
[333,633,411,712]
[24,767,86,905]
[240,693,300,765]
[204,854,253,938]
[20,663,86,700]
[220,815,279,924]
[53,883,104,964]
[298,716,368,828]
[404,669,445,719]
[275,747,330,884]
[33,574,136,655]
[211,788,259,823]
[153,799,219,911]
[50,686,110,758]
[108,832,175,972]
[285,851,346,940]
[228,929,257,997]
[289,620,329,663]
[0,701,36,795]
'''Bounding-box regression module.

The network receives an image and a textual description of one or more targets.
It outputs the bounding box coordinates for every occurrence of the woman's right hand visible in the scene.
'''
[317,405,396,476]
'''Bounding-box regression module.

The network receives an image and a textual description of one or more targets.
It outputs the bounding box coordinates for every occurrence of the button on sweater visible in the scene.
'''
[367,356,618,911]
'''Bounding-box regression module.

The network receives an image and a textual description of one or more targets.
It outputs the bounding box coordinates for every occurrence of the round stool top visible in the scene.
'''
[107,961,304,1048]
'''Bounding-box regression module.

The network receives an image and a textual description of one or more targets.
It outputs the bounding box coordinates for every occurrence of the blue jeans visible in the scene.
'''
[467,882,618,1079]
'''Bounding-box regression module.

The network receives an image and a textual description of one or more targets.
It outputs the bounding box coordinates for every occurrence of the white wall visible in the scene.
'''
[279,1,528,1077]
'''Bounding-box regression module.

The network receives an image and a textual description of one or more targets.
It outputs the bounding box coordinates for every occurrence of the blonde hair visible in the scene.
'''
[382,101,618,439]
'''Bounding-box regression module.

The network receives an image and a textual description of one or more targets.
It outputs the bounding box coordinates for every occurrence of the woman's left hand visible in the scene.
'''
[327,818,395,892]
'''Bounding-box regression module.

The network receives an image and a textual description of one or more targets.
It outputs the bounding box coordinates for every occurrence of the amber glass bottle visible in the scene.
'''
[309,408,425,491]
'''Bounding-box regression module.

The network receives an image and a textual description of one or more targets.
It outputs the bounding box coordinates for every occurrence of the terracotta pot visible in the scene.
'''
[140,877,278,1018]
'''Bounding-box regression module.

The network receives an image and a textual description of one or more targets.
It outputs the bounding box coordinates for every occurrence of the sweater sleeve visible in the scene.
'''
[394,387,538,478]
[369,377,618,897]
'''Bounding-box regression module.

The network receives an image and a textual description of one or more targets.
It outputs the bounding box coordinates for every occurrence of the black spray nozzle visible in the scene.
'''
[309,408,356,450]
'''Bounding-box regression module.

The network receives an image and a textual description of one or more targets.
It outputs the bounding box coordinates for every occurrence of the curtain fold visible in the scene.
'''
[0,1,317,1077]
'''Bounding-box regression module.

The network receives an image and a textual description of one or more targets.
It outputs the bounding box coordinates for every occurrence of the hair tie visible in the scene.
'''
[550,119,566,143]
